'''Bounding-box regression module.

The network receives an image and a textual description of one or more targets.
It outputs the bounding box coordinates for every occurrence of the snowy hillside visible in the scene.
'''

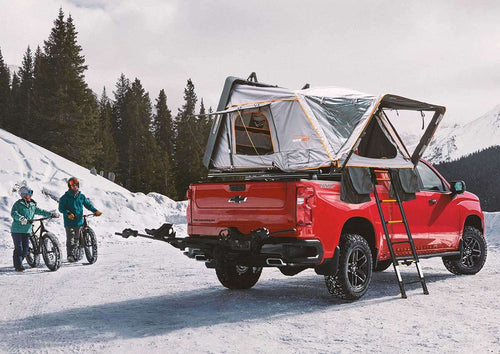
[425,104,500,163]
[0,128,187,249]
[0,128,499,353]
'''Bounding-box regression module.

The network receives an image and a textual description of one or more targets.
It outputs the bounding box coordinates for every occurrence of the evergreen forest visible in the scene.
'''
[434,145,500,212]
[0,9,211,200]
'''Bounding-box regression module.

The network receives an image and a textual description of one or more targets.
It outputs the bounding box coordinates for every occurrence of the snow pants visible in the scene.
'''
[65,226,83,260]
[11,232,30,268]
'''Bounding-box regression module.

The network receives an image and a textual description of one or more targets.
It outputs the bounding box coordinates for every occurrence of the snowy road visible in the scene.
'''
[0,128,498,353]
[1,219,499,354]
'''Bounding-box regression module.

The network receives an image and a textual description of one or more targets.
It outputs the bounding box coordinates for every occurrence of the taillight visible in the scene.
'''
[186,187,192,224]
[296,186,315,225]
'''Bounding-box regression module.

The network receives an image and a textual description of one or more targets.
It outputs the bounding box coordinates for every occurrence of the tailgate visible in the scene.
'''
[189,181,296,235]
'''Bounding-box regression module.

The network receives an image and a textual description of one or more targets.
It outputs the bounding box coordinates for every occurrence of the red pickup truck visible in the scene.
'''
[184,159,485,300]
[119,76,487,300]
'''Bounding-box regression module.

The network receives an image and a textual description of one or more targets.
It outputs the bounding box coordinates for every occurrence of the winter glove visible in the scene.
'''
[67,213,75,220]
[94,211,102,217]
[19,216,28,225]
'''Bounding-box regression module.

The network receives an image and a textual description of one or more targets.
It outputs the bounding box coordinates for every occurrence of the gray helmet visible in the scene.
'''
[19,186,33,198]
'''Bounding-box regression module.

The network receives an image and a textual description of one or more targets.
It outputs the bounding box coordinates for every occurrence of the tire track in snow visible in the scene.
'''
[0,135,33,180]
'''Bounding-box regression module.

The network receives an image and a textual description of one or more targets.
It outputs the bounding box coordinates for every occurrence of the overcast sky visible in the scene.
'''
[1,0,499,123]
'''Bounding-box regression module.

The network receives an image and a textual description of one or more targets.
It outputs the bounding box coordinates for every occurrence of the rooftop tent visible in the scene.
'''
[203,77,446,172]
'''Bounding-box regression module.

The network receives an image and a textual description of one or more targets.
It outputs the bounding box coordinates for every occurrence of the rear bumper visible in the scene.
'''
[174,229,324,268]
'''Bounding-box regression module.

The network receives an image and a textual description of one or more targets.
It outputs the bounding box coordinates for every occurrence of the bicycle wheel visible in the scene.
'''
[26,235,40,268]
[41,232,61,271]
[83,227,98,264]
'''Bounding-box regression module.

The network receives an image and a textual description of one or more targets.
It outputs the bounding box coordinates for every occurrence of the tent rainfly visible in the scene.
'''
[203,77,446,172]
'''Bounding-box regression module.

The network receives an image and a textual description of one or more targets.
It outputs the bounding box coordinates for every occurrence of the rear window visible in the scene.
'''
[233,110,274,155]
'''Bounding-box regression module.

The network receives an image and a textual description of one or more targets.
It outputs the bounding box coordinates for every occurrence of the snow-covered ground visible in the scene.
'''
[0,128,499,353]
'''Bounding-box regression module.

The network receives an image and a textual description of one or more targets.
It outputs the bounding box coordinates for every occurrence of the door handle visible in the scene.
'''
[428,199,437,205]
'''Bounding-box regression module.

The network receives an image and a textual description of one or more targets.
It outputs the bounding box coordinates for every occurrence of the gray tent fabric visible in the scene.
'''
[340,167,373,204]
[389,168,420,202]
[204,77,446,172]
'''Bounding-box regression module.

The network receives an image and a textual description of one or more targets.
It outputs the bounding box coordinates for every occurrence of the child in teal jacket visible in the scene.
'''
[10,186,56,271]
[58,177,102,262]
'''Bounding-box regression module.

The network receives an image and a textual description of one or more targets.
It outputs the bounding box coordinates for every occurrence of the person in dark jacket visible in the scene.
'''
[58,177,102,262]
[10,186,56,271]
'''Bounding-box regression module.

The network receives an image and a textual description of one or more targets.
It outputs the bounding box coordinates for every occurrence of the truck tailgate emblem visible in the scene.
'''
[229,195,247,204]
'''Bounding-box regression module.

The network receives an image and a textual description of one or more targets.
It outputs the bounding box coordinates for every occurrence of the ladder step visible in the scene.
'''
[381,199,397,203]
[386,220,403,224]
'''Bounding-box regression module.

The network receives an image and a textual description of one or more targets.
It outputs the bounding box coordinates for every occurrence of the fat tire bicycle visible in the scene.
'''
[26,217,62,271]
[71,214,98,264]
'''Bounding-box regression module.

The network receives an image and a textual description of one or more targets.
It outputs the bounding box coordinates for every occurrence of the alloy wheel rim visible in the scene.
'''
[461,236,481,268]
[347,248,368,289]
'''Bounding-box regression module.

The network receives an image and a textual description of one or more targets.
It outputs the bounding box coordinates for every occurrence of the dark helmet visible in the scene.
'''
[68,177,79,188]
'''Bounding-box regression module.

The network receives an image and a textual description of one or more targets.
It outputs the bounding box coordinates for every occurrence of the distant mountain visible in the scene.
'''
[425,105,500,163]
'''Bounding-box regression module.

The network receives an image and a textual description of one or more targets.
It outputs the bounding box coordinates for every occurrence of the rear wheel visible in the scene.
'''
[443,226,487,275]
[216,263,262,289]
[325,233,373,300]
[26,235,40,268]
[41,232,61,271]
[83,227,98,264]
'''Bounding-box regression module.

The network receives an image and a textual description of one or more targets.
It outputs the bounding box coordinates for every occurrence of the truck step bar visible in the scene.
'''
[372,168,429,299]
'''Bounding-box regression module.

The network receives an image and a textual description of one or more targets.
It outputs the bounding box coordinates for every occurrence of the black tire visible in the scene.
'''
[325,233,373,300]
[26,235,40,268]
[216,264,262,289]
[83,227,98,264]
[374,259,392,272]
[41,232,61,271]
[442,226,487,275]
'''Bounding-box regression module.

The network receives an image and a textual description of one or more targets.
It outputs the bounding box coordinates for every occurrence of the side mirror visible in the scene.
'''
[450,180,466,195]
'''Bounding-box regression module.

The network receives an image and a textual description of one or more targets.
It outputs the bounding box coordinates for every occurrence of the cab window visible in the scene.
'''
[416,163,447,192]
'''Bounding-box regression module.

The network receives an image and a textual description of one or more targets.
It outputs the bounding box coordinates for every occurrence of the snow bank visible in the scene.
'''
[0,128,187,248]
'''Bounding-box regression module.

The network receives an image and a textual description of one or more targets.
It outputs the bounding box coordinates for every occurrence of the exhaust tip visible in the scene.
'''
[266,258,286,266]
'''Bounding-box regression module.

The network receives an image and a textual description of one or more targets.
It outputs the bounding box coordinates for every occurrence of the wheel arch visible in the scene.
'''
[463,214,483,235]
[341,217,376,256]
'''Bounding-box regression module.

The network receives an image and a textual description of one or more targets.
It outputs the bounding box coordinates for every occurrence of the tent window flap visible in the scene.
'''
[233,109,274,156]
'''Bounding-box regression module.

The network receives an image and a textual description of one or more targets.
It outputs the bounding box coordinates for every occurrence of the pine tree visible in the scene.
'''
[121,78,163,192]
[34,8,99,166]
[111,74,130,185]
[9,72,21,135]
[152,89,176,196]
[173,79,204,199]
[13,46,35,139]
[31,46,45,145]
[97,87,118,175]
[0,47,11,130]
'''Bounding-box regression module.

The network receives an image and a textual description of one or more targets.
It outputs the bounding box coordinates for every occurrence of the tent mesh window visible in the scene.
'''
[234,110,274,155]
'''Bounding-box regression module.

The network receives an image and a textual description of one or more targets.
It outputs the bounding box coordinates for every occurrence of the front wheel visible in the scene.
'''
[26,235,40,268]
[216,264,262,289]
[83,227,98,264]
[325,233,373,300]
[442,226,487,275]
[41,232,61,271]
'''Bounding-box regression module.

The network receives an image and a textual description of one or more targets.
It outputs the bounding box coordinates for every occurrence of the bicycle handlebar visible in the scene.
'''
[29,216,57,223]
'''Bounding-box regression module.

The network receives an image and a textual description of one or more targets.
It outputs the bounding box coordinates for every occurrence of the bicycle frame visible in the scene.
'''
[30,218,50,254]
